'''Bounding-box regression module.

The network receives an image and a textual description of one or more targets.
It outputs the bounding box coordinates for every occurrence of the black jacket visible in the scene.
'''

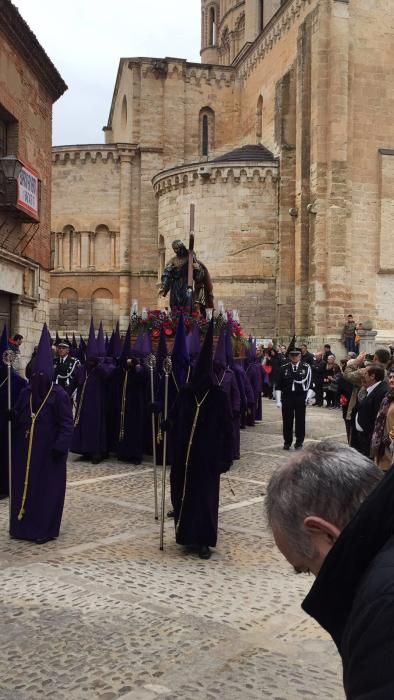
[276,361,312,397]
[356,382,387,437]
[303,466,394,699]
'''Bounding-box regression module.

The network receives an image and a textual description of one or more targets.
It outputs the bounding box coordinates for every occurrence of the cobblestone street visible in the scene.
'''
[0,400,346,700]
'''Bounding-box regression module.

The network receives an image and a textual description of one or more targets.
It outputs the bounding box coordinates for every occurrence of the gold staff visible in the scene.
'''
[147,353,158,520]
[160,356,172,550]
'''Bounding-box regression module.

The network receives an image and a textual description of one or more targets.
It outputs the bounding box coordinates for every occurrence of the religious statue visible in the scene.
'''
[159,239,214,314]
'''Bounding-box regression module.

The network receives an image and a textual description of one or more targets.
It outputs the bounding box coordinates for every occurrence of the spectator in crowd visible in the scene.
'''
[311,352,325,407]
[8,333,23,376]
[323,354,341,408]
[300,343,314,366]
[341,314,357,353]
[262,347,281,399]
[337,360,354,442]
[374,347,391,368]
[371,366,394,471]
[323,344,332,361]
[352,364,387,457]
[265,442,394,700]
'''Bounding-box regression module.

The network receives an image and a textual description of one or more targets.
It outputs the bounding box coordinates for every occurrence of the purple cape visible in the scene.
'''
[110,365,147,462]
[71,363,113,457]
[213,367,241,460]
[10,384,74,541]
[170,385,234,547]
[0,371,27,496]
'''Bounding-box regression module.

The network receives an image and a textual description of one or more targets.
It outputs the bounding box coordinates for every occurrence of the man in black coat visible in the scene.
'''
[53,340,80,396]
[266,442,394,699]
[352,364,387,457]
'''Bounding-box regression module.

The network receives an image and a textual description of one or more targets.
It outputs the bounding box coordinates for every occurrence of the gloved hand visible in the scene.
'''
[275,390,282,408]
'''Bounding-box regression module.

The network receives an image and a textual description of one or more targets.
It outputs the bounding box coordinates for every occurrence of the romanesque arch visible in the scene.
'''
[91,287,113,328]
[199,106,215,157]
[94,225,111,271]
[59,287,78,329]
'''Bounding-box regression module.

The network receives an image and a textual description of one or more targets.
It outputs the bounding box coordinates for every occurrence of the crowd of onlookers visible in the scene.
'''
[258,323,394,472]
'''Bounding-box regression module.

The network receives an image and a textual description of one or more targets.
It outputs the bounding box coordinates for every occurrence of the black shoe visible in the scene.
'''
[91,455,102,465]
[167,510,175,518]
[198,545,211,560]
[294,442,303,450]
[35,537,54,545]
[283,444,291,450]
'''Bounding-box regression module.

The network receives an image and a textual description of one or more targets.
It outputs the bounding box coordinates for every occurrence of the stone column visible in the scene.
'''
[88,232,95,269]
[74,232,81,269]
[57,233,64,269]
[80,231,90,269]
[110,231,116,269]
[358,330,378,355]
[118,147,134,328]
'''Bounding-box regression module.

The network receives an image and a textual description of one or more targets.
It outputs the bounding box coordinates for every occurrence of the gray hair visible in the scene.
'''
[265,441,382,557]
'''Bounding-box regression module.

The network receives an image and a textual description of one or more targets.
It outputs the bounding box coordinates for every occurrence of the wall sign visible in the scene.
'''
[17,160,39,221]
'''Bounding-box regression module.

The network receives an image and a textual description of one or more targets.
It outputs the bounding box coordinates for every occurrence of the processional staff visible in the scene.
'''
[3,348,16,531]
[160,356,172,551]
[146,353,159,521]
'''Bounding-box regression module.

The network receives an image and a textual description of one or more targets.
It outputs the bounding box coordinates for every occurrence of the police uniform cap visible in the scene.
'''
[289,348,302,355]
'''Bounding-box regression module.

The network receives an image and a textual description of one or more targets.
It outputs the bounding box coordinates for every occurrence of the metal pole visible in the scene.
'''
[3,349,16,532]
[147,354,158,520]
[160,356,172,550]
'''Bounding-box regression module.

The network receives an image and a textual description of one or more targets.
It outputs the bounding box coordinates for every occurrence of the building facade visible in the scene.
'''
[51,0,394,345]
[0,0,66,366]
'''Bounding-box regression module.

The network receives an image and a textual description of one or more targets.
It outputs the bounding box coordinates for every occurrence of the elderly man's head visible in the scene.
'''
[266,442,382,576]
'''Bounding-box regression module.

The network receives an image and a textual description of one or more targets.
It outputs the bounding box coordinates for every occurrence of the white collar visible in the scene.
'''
[366,380,382,395]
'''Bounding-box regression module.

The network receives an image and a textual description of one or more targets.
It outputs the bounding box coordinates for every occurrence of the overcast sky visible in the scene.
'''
[13,0,201,146]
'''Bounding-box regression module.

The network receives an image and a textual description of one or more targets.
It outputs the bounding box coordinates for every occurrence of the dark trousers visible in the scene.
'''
[282,393,306,446]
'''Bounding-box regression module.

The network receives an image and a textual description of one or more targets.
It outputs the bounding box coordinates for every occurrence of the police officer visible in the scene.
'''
[276,348,312,450]
[53,340,80,396]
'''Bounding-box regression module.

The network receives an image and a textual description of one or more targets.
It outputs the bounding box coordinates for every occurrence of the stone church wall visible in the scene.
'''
[154,161,278,336]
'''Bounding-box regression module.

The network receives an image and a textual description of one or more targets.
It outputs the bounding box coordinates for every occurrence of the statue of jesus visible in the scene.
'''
[159,240,214,314]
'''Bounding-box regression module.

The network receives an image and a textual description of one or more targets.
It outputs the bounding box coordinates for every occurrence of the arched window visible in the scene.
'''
[62,224,75,271]
[59,287,78,329]
[209,5,217,46]
[199,107,215,158]
[94,225,111,271]
[91,288,114,328]
[121,95,128,129]
[256,95,263,141]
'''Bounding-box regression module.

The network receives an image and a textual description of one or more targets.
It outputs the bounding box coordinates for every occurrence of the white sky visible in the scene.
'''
[13,0,201,146]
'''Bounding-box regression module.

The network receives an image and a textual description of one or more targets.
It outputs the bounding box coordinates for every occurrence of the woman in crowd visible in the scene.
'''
[371,367,394,471]
[323,354,341,408]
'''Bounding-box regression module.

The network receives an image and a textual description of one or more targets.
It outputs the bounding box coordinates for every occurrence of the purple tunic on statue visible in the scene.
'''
[213,368,241,460]
[0,371,26,496]
[71,362,113,457]
[10,384,74,541]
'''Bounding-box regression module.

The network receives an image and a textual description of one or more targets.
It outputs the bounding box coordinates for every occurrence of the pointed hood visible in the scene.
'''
[77,334,87,364]
[132,330,152,359]
[214,325,227,369]
[65,332,70,345]
[105,332,109,352]
[0,325,8,379]
[186,324,200,359]
[86,319,98,359]
[120,324,132,365]
[190,318,214,394]
[171,314,189,388]
[55,331,60,345]
[287,335,296,355]
[156,326,168,374]
[97,321,106,357]
[107,330,115,358]
[113,322,122,358]
[30,323,53,409]
[71,332,77,349]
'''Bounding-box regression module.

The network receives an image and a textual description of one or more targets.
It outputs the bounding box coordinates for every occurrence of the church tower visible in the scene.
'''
[201,0,283,65]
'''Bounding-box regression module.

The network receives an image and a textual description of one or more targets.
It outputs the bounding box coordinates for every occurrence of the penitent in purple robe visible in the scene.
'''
[111,364,147,463]
[71,362,113,458]
[213,367,241,460]
[10,384,74,541]
[170,385,234,547]
[0,371,26,497]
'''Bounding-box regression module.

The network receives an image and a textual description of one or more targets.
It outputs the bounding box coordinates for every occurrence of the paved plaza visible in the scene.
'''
[0,401,346,700]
